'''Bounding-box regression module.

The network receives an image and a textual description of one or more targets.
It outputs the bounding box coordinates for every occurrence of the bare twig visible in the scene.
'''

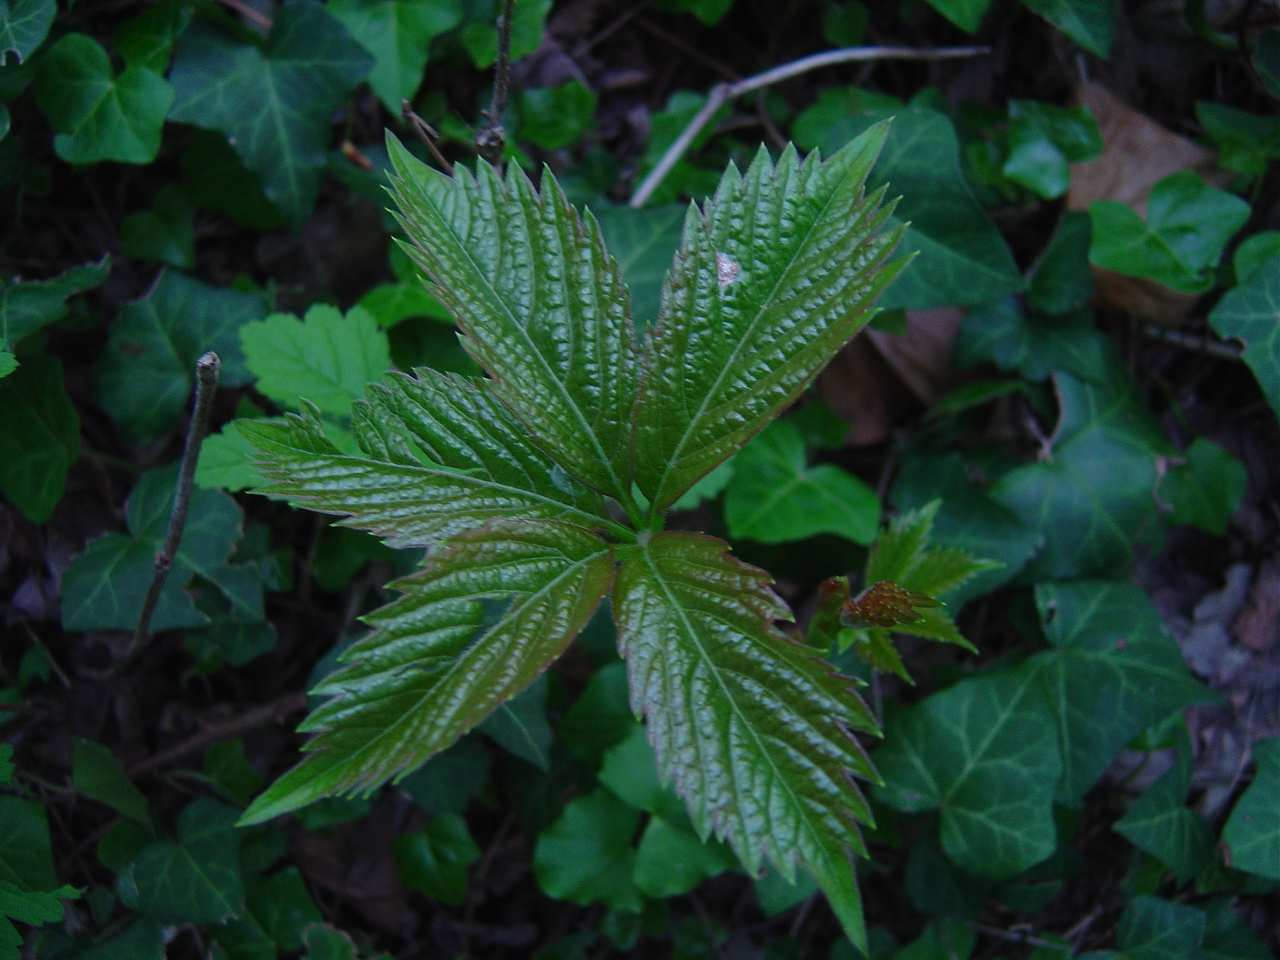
[129,352,221,657]
[128,692,309,778]
[630,44,991,208]
[217,0,272,31]
[1142,323,1244,361]
[401,100,454,175]
[476,0,516,166]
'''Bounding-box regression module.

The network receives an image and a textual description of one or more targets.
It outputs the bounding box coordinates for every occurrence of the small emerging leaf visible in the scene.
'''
[843,580,939,629]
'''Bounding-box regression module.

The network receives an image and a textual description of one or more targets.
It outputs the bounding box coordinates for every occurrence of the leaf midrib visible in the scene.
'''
[651,158,854,505]
[637,541,833,863]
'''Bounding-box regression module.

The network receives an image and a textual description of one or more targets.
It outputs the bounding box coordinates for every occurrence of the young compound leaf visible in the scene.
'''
[239,369,616,549]
[240,519,613,824]
[613,532,880,952]
[387,135,640,507]
[633,125,907,511]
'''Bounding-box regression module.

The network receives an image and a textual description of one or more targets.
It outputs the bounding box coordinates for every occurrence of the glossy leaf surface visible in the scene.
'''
[387,135,638,502]
[241,519,613,823]
[633,127,905,509]
[1209,254,1280,423]
[613,531,879,949]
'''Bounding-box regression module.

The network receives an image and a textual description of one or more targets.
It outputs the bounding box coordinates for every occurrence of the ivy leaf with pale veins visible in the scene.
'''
[0,0,55,64]
[329,0,461,112]
[0,256,109,358]
[240,519,613,824]
[874,669,1061,878]
[633,124,907,510]
[1222,737,1280,880]
[992,359,1171,580]
[387,135,639,504]
[168,2,373,222]
[612,532,880,951]
[1018,581,1208,803]
[33,33,173,164]
[97,271,266,442]
[239,368,615,550]
[1209,254,1280,424]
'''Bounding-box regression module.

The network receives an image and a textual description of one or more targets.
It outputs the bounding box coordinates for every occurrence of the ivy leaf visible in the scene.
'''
[168,2,373,222]
[724,419,880,545]
[1003,100,1102,199]
[992,364,1171,580]
[121,184,195,268]
[97,271,266,442]
[517,80,598,150]
[0,356,79,523]
[478,674,552,769]
[1088,171,1250,294]
[329,0,461,112]
[120,798,244,923]
[633,125,907,510]
[874,669,1061,878]
[241,305,390,417]
[459,0,549,68]
[593,204,684,328]
[808,108,1020,312]
[388,135,640,504]
[1209,253,1280,424]
[1019,0,1112,56]
[72,739,151,825]
[61,466,257,632]
[613,532,880,951]
[239,369,614,549]
[1111,896,1206,960]
[1114,729,1211,882]
[0,795,73,949]
[1019,581,1208,803]
[634,818,736,899]
[113,0,190,72]
[0,350,14,378]
[1027,211,1094,316]
[1222,737,1280,880]
[240,519,613,824]
[0,0,55,64]
[1161,438,1247,536]
[956,298,1108,384]
[534,789,642,911]
[394,814,481,906]
[922,0,989,32]
[1195,102,1280,178]
[0,255,110,351]
[33,33,172,165]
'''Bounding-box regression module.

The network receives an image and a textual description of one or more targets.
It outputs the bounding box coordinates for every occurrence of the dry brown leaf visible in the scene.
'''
[1067,82,1222,324]
[1235,558,1280,653]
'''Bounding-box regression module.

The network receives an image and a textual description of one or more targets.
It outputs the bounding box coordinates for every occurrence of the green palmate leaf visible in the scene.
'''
[1222,737,1280,880]
[875,668,1061,878]
[387,134,640,505]
[241,369,614,549]
[394,814,481,906]
[633,127,906,510]
[1088,171,1250,293]
[168,1,373,222]
[1234,232,1280,283]
[72,739,151,825]
[0,793,78,951]
[459,0,549,68]
[0,356,79,523]
[240,519,613,824]
[121,184,195,269]
[1027,211,1094,316]
[992,362,1171,580]
[808,108,1020,312]
[0,350,14,378]
[1209,254,1280,424]
[613,532,880,950]
[33,33,172,165]
[0,256,110,353]
[634,817,736,899]
[923,0,990,32]
[1019,581,1207,803]
[241,305,391,417]
[121,799,244,923]
[0,0,54,64]
[517,80,598,150]
[956,298,1108,383]
[61,466,259,632]
[593,204,684,328]
[1161,438,1246,535]
[478,674,552,768]
[1019,0,1113,56]
[329,0,462,112]
[534,789,642,911]
[1003,100,1102,199]
[724,419,879,545]
[196,419,265,492]
[97,271,266,442]
[114,0,190,72]
[1109,896,1207,960]
[1195,102,1280,178]
[1114,729,1211,882]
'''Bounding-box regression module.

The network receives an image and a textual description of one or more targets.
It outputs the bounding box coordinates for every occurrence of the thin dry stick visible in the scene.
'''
[130,352,221,656]
[218,0,272,31]
[1142,323,1243,361]
[401,99,454,175]
[630,44,991,208]
[476,0,516,166]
